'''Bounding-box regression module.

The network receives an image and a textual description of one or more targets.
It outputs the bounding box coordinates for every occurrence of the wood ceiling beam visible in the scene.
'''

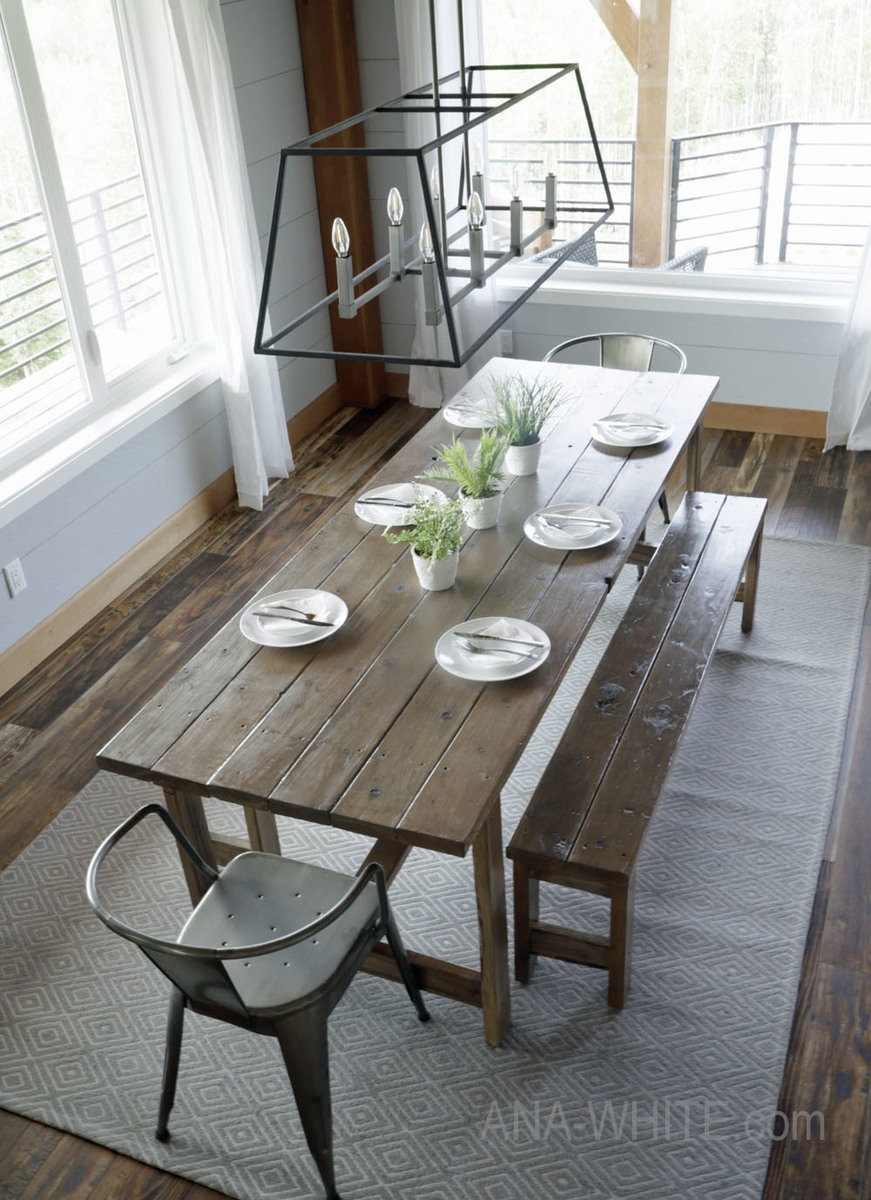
[585,0,639,66]
[296,0,386,408]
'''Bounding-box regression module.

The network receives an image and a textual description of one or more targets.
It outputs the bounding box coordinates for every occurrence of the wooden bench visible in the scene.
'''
[507,491,767,1008]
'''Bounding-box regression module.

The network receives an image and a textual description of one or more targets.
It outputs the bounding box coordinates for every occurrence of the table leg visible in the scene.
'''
[244,807,282,854]
[741,527,763,633]
[472,801,511,1047]
[164,786,217,904]
[686,417,704,491]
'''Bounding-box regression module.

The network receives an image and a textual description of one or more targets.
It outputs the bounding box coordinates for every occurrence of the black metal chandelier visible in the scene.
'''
[254,7,613,370]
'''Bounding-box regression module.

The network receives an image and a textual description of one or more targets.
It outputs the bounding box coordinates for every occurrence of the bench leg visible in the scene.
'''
[741,528,763,632]
[513,862,539,984]
[608,877,636,1008]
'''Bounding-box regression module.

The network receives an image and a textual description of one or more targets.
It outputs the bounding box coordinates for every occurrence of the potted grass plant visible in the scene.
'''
[420,429,507,529]
[490,372,566,475]
[383,491,465,590]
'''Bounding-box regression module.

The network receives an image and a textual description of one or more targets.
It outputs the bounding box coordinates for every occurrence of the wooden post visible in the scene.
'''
[586,0,675,267]
[296,0,387,408]
[631,0,676,266]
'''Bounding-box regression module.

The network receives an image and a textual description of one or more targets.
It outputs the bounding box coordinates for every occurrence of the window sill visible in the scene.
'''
[0,349,220,530]
[497,264,853,325]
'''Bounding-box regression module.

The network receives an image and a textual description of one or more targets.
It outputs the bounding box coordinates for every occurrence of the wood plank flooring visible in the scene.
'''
[0,400,868,1199]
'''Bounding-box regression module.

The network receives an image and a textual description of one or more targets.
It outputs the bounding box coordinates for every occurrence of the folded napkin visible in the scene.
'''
[364,482,417,504]
[458,617,537,666]
[255,594,330,634]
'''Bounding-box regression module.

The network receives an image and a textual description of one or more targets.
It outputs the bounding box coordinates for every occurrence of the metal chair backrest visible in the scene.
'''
[543,332,687,374]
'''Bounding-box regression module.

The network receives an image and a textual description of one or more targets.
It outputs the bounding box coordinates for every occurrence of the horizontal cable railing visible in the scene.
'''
[670,121,871,269]
[488,138,634,266]
[0,174,163,388]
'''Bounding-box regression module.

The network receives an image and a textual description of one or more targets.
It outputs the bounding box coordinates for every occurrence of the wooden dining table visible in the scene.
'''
[96,356,717,1047]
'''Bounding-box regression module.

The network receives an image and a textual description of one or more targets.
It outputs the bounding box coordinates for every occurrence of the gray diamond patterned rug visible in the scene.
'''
[1,536,869,1200]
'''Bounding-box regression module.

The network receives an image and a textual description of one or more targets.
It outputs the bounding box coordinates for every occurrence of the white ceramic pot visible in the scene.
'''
[461,490,502,529]
[504,440,542,476]
[411,549,459,590]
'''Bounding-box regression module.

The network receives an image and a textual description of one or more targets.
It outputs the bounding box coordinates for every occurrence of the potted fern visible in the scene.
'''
[383,491,465,590]
[491,372,566,475]
[420,429,507,529]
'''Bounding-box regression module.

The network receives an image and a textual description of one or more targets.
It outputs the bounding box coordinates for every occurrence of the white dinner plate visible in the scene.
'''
[442,393,502,429]
[435,617,550,682]
[591,411,674,447]
[354,482,447,526]
[239,589,348,647]
[524,504,622,550]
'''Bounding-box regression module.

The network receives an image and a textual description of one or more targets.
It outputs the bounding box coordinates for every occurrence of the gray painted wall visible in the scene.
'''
[0,0,327,660]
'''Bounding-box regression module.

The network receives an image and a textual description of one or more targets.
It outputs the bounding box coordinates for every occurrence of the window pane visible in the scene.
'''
[23,0,174,377]
[0,38,84,459]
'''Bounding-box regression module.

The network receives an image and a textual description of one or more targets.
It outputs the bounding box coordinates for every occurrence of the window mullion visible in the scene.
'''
[1,0,107,404]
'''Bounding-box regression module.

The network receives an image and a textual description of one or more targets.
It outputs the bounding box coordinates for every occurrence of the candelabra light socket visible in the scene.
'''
[469,226,485,285]
[545,173,556,227]
[336,254,356,319]
[510,197,523,253]
[422,259,442,326]
[388,223,405,278]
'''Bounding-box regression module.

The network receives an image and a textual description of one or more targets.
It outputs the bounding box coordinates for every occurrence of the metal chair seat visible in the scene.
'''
[179,853,382,1014]
[86,803,429,1200]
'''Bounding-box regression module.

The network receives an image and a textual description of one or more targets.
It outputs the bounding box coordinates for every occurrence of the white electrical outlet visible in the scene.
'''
[4,558,27,598]
[499,328,514,356]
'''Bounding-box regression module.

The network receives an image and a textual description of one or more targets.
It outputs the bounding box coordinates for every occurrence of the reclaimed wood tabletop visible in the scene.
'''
[97,356,717,1045]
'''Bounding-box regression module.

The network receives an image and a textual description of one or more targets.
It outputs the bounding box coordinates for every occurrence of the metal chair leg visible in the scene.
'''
[384,913,430,1022]
[155,985,185,1141]
[275,1007,341,1200]
[658,489,671,524]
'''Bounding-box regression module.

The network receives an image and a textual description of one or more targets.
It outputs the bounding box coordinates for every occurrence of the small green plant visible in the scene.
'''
[490,372,566,446]
[420,429,507,499]
[383,492,464,562]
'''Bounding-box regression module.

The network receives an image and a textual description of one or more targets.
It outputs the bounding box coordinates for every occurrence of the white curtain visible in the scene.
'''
[394,0,501,407]
[125,0,294,508]
[826,223,871,451]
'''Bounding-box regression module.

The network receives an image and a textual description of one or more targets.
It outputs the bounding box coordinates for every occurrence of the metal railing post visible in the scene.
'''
[667,136,681,259]
[88,188,126,332]
[779,123,799,263]
[757,124,775,264]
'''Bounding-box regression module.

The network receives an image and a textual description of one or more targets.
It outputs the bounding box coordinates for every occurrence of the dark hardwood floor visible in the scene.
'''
[0,402,869,1199]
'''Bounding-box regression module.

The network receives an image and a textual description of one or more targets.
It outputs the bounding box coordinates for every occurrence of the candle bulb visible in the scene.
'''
[544,148,556,227]
[331,217,356,318]
[468,190,485,285]
[471,143,485,226]
[510,167,523,253]
[387,187,405,277]
[419,223,441,326]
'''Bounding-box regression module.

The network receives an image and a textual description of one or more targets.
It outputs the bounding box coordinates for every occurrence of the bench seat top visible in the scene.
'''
[507,492,767,884]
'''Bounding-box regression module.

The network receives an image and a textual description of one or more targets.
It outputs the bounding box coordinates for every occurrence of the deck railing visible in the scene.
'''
[492,121,871,270]
[670,121,871,269]
[0,174,162,389]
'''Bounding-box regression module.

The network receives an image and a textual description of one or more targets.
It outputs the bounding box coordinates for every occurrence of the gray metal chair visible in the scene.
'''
[532,227,598,266]
[543,332,687,526]
[86,803,429,1200]
[660,245,708,272]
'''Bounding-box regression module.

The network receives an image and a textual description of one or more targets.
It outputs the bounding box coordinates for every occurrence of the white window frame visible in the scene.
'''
[0,0,220,528]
